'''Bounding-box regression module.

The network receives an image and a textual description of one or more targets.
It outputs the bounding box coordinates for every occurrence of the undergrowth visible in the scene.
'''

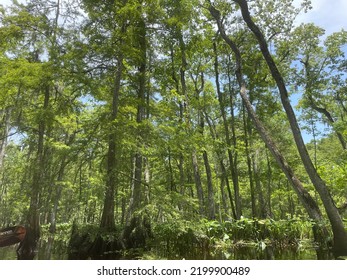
[35,217,332,259]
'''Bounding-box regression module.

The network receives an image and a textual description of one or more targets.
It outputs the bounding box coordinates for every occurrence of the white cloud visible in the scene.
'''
[0,0,13,6]
[295,0,347,34]
[0,0,25,7]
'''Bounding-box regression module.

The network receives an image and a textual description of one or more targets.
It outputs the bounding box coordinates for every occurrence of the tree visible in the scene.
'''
[232,0,347,257]
[289,24,347,150]
[207,0,329,251]
[1,0,346,260]
[0,0,83,259]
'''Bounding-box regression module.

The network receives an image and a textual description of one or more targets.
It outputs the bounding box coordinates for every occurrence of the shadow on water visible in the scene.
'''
[0,241,333,260]
[148,240,334,260]
[212,244,332,260]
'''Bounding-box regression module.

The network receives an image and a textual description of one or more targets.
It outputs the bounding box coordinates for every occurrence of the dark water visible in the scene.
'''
[212,245,322,260]
[148,239,334,260]
[0,243,332,260]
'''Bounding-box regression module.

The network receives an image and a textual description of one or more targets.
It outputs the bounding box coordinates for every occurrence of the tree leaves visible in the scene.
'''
[1,0,347,259]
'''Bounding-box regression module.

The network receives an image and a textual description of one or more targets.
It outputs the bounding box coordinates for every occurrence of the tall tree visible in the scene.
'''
[213,41,242,219]
[232,0,347,257]
[208,1,329,250]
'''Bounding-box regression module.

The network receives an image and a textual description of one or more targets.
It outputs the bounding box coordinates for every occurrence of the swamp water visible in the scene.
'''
[0,242,332,260]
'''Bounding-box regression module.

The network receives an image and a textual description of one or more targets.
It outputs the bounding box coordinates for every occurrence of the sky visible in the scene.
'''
[291,0,347,142]
[295,0,347,34]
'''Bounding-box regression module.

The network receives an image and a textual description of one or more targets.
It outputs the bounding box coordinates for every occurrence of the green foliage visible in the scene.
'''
[40,223,73,259]
[151,219,209,259]
[0,0,346,260]
[149,217,315,259]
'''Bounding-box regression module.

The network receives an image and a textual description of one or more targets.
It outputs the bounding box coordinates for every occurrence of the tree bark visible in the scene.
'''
[44,156,66,259]
[204,113,237,218]
[242,105,257,217]
[178,27,205,215]
[121,14,152,254]
[266,149,273,218]
[192,151,205,215]
[233,0,347,257]
[100,53,123,230]
[220,160,237,219]
[193,69,215,219]
[0,108,11,171]
[226,56,242,219]
[208,3,330,250]
[126,15,146,224]
[252,149,267,218]
[170,46,186,196]
[18,86,50,260]
[203,150,215,219]
[213,42,242,219]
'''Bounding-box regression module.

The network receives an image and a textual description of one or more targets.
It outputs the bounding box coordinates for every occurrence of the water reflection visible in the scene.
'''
[213,244,331,260]
[0,242,334,260]
[150,240,334,260]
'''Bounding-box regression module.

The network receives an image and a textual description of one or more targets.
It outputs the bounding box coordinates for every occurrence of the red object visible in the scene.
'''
[0,225,26,247]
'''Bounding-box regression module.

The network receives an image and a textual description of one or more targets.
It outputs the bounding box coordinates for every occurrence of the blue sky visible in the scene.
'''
[292,0,347,142]
[295,0,347,33]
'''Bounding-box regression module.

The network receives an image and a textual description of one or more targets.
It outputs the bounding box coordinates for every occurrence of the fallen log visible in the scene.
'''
[0,225,26,248]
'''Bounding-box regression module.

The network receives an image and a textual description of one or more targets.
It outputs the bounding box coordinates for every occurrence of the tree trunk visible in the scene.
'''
[167,148,176,192]
[220,160,237,219]
[213,42,242,219]
[44,157,66,259]
[0,108,10,209]
[178,28,205,216]
[209,3,330,250]
[204,113,236,218]
[121,15,152,254]
[18,86,50,260]
[170,39,186,203]
[193,70,215,219]
[44,132,75,259]
[242,105,257,217]
[233,0,347,257]
[178,154,185,195]
[266,149,273,218]
[0,108,11,171]
[252,149,267,218]
[226,57,242,219]
[90,14,128,259]
[203,150,215,219]
[192,151,205,215]
[100,53,123,230]
[219,176,228,218]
